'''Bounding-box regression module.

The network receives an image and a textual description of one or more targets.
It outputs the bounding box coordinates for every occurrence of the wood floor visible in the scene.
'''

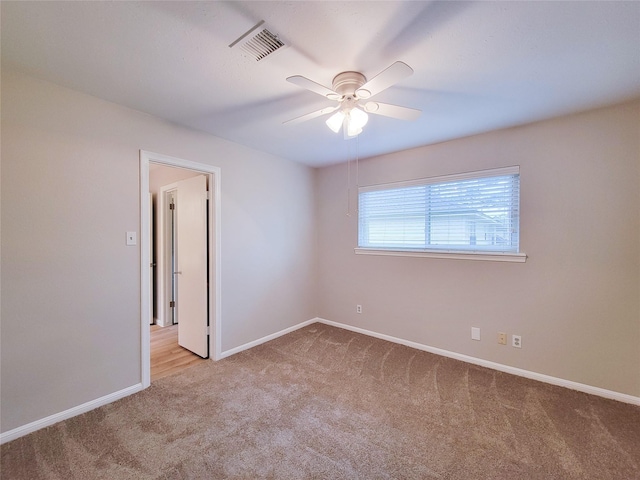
[150,324,206,381]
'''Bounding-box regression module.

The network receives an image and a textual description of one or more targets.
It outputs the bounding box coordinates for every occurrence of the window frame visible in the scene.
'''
[355,166,527,263]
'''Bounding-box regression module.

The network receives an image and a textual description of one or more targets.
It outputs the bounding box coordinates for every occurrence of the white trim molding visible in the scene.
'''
[157,183,179,328]
[0,384,144,445]
[316,318,640,406]
[219,319,317,359]
[355,248,527,263]
[4,317,636,444]
[140,150,223,388]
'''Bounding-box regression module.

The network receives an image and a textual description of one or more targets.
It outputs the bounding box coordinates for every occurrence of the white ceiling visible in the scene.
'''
[2,1,639,167]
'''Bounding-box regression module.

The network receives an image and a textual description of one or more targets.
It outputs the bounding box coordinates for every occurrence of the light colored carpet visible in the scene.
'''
[2,323,639,479]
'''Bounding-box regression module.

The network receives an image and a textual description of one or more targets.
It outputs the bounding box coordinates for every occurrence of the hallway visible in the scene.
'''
[150,324,206,381]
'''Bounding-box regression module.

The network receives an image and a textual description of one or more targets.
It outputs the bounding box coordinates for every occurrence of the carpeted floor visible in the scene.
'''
[2,323,639,479]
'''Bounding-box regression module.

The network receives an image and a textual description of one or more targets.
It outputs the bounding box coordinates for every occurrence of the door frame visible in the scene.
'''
[157,185,178,328]
[140,150,222,388]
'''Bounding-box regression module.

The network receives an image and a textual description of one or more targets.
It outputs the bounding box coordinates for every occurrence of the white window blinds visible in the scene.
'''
[358,167,520,253]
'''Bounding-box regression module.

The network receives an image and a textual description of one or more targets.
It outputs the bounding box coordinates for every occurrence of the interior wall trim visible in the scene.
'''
[0,384,144,445]
[316,318,640,406]
[219,318,318,359]
[1,317,317,444]
[5,315,636,445]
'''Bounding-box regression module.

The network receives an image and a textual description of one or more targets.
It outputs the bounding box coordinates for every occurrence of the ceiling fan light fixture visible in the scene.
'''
[346,124,362,138]
[327,107,368,137]
[343,108,368,137]
[326,111,345,133]
[349,107,368,130]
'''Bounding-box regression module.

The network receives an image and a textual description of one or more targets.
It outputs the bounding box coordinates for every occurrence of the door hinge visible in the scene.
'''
[169,301,175,307]
[205,190,210,200]
[206,326,210,335]
[169,203,175,210]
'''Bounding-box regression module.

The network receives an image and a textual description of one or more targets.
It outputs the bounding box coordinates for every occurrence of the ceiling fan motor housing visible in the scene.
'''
[332,71,367,97]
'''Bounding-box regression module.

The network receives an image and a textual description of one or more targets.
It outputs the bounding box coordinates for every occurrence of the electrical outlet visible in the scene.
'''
[498,332,507,345]
[471,327,481,341]
[356,305,362,314]
[512,335,522,348]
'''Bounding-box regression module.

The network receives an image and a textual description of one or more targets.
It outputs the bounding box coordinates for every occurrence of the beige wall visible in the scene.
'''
[1,72,317,432]
[149,164,200,194]
[2,68,638,435]
[316,101,640,397]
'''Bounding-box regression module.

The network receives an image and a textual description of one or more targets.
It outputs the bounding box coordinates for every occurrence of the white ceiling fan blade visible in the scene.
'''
[355,61,414,99]
[283,105,339,125]
[286,75,342,100]
[363,102,421,121]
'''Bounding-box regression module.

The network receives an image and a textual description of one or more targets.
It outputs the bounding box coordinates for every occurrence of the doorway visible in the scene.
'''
[140,151,221,388]
[150,324,205,380]
[157,173,209,358]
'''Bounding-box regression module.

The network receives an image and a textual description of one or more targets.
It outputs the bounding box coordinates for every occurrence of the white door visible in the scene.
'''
[175,175,209,358]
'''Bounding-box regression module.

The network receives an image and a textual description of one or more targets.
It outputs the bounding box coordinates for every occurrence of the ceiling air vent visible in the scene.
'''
[229,20,287,62]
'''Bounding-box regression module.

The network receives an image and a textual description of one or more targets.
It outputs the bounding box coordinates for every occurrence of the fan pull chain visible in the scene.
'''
[355,135,360,210]
[346,135,361,217]
[346,139,351,216]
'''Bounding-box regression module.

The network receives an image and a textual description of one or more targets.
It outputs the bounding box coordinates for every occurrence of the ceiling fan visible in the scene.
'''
[284,61,421,138]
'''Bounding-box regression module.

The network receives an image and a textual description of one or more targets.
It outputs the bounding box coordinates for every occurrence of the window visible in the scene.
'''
[357,166,525,261]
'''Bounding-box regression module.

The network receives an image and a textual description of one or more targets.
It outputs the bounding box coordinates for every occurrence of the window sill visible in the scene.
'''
[354,248,527,263]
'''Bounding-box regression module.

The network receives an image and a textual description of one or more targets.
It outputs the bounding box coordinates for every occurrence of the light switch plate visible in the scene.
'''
[126,231,137,246]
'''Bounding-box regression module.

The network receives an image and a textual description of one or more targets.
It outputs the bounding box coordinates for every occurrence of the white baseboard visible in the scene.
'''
[1,318,317,445]
[317,318,640,406]
[4,317,636,445]
[0,383,144,445]
[219,318,318,359]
